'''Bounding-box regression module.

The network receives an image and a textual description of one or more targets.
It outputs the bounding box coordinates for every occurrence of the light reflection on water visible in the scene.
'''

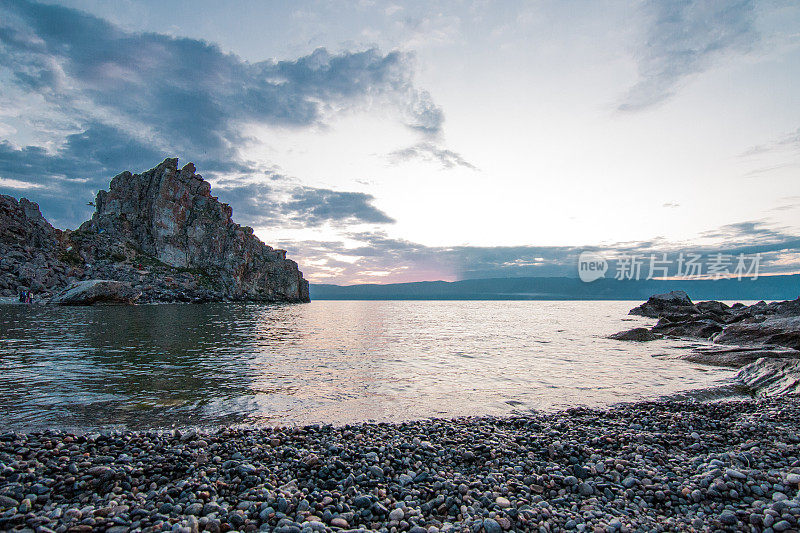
[0,301,735,431]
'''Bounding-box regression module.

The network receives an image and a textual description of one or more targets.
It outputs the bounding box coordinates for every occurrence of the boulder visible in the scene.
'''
[651,317,725,339]
[694,300,735,323]
[617,294,800,395]
[624,293,800,345]
[608,328,661,341]
[695,300,730,314]
[628,291,699,319]
[714,316,800,350]
[761,297,800,318]
[50,280,141,305]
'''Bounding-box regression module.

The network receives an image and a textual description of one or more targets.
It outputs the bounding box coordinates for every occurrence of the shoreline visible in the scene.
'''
[0,297,784,305]
[2,396,799,532]
[0,297,308,306]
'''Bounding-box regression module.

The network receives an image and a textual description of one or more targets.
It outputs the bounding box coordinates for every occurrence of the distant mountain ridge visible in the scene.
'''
[311,275,800,301]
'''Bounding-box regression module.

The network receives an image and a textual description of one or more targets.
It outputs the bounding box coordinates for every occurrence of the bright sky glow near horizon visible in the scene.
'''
[1,0,800,283]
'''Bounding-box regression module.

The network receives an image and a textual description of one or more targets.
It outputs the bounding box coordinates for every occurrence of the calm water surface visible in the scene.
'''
[0,301,736,431]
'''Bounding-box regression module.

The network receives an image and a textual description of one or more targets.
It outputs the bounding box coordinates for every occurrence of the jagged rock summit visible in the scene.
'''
[0,158,309,303]
[80,158,309,302]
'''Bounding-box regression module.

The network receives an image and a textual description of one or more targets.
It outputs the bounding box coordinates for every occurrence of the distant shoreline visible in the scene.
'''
[310,274,800,301]
[308,295,774,301]
[0,296,776,305]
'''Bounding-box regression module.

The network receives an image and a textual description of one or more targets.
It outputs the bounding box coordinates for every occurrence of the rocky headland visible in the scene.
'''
[612,291,800,397]
[0,159,309,303]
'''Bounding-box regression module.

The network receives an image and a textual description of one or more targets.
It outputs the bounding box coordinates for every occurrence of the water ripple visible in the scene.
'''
[0,301,735,431]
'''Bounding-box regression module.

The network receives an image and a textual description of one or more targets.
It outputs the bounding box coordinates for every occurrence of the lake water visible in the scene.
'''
[0,301,737,431]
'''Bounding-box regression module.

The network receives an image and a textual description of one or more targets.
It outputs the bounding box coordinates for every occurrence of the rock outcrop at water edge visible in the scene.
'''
[50,280,142,305]
[618,291,800,352]
[628,290,699,319]
[680,346,800,368]
[0,159,309,303]
[607,327,661,341]
[613,291,800,395]
[736,358,800,396]
[714,316,800,351]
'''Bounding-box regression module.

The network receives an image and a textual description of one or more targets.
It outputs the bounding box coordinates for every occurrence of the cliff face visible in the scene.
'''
[80,158,309,302]
[0,196,68,295]
[0,159,309,303]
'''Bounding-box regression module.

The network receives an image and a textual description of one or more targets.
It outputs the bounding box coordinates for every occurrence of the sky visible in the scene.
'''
[1,0,799,284]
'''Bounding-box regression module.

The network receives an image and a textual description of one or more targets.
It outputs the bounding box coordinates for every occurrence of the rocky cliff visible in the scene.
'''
[0,159,309,303]
[0,196,67,295]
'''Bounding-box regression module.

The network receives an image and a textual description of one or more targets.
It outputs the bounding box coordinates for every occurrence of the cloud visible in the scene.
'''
[403,91,445,134]
[392,11,463,50]
[739,127,800,179]
[771,196,800,213]
[0,123,165,226]
[214,181,394,228]
[698,220,800,252]
[741,127,800,156]
[0,1,443,141]
[279,220,800,284]
[279,230,592,283]
[741,163,794,179]
[619,0,758,111]
[0,0,444,226]
[0,177,44,190]
[388,141,477,170]
[284,187,395,226]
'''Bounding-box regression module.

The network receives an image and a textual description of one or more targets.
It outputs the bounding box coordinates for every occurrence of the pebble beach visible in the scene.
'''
[2,396,800,533]
[2,3,800,533]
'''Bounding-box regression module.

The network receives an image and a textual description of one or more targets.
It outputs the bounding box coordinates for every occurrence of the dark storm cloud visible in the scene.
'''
[619,0,758,111]
[213,182,394,229]
[388,142,477,170]
[284,187,395,226]
[0,124,159,183]
[0,0,443,144]
[0,0,442,226]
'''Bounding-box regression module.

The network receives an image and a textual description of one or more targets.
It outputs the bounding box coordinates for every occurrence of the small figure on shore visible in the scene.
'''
[18,289,33,303]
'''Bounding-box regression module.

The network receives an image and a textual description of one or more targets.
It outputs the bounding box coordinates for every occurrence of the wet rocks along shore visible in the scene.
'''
[612,291,800,397]
[2,396,800,533]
